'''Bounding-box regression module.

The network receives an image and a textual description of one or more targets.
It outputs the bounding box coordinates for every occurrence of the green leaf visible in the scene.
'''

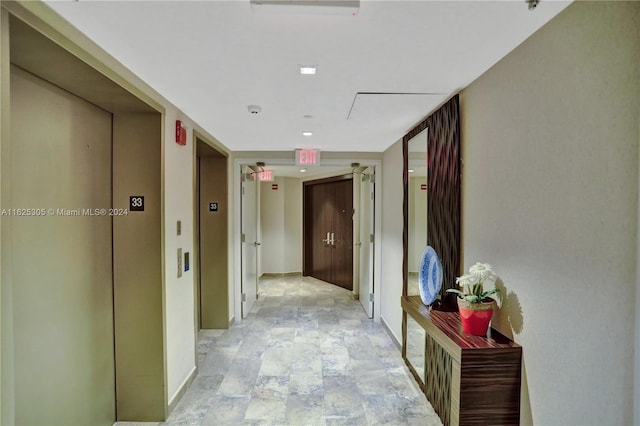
[446,289,464,298]
[481,288,499,299]
[472,283,483,296]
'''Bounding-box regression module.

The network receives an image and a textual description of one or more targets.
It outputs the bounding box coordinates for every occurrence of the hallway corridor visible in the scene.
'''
[158,275,441,425]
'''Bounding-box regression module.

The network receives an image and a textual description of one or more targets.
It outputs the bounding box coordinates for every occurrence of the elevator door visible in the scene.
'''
[10,66,115,425]
[303,177,353,290]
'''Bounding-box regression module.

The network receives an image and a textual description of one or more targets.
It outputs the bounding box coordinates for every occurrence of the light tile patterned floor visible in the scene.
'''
[154,275,442,426]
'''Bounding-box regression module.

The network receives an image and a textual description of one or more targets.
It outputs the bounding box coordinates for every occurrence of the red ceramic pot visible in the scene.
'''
[457,299,497,336]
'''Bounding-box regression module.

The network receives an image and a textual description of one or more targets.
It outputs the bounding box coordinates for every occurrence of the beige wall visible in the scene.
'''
[380,139,404,343]
[408,177,428,273]
[461,2,639,424]
[260,177,302,274]
[113,113,164,421]
[284,178,303,273]
[199,155,229,329]
[164,113,199,405]
[260,177,286,274]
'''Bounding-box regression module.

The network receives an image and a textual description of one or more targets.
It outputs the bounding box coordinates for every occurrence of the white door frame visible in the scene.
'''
[357,166,375,318]
[232,156,382,323]
[240,165,259,318]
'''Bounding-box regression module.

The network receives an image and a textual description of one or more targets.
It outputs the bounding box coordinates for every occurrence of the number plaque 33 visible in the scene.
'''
[129,196,145,211]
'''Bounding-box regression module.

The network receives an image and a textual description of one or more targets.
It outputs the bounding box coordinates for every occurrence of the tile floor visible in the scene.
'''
[126,275,442,426]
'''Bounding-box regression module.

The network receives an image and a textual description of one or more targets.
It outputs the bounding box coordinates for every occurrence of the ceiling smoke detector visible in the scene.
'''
[248,105,262,115]
[527,0,539,10]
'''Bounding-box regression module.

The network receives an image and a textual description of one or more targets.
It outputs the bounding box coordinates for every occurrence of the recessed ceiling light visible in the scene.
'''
[300,169,307,173]
[299,65,317,75]
[408,169,414,173]
[302,131,313,136]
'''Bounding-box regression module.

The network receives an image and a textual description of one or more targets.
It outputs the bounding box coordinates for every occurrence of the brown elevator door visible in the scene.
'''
[304,177,353,290]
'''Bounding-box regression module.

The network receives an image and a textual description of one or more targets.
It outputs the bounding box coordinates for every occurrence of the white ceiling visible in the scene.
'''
[45,0,571,153]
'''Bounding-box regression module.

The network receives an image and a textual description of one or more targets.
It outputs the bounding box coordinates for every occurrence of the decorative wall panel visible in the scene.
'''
[425,333,452,425]
[426,95,461,302]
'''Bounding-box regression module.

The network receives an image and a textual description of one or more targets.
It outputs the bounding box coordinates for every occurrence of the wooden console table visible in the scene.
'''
[401,295,522,426]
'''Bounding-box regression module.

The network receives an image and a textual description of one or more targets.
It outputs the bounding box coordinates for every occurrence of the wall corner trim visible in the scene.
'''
[167,366,198,415]
[381,316,401,350]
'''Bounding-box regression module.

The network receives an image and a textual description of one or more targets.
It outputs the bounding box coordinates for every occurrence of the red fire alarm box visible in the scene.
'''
[176,120,187,146]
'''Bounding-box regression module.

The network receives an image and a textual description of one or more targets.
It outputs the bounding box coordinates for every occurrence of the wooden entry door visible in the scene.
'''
[304,176,353,290]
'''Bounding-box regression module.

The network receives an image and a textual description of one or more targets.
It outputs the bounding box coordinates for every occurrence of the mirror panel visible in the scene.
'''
[401,94,462,408]
[407,128,428,297]
[405,314,426,385]
[402,94,461,304]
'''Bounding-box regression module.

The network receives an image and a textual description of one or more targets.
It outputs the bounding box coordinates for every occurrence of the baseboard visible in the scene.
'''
[167,365,198,415]
[228,316,235,327]
[381,316,401,350]
[352,293,360,301]
[260,272,302,277]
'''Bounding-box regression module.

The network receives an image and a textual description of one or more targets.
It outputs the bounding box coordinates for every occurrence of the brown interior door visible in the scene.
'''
[331,179,353,289]
[304,176,353,290]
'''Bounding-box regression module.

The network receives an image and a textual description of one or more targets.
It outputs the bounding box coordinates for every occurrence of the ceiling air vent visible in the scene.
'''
[250,0,359,16]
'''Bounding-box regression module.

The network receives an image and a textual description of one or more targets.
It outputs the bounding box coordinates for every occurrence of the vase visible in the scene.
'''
[418,246,443,306]
[457,298,497,336]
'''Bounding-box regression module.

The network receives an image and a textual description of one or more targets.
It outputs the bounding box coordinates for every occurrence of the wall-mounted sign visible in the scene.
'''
[130,196,144,211]
[258,170,273,181]
[272,184,278,190]
[295,149,320,166]
[421,184,427,191]
[209,202,219,212]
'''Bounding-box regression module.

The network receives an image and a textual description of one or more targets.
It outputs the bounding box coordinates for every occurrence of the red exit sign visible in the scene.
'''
[295,149,320,166]
[258,170,273,181]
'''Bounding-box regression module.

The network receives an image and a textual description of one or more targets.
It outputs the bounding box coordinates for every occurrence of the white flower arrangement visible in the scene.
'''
[447,262,499,303]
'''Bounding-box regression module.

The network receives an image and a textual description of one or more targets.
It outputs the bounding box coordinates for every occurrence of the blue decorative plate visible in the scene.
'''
[418,246,443,305]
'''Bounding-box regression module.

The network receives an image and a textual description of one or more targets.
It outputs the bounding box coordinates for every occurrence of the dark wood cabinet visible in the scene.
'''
[402,296,522,426]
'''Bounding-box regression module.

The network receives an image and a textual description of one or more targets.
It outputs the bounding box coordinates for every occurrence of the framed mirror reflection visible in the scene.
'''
[406,128,428,298]
[401,95,462,394]
[402,94,461,307]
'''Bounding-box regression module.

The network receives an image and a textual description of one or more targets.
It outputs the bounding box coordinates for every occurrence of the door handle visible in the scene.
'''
[322,232,337,245]
[253,242,261,247]
[322,232,331,244]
